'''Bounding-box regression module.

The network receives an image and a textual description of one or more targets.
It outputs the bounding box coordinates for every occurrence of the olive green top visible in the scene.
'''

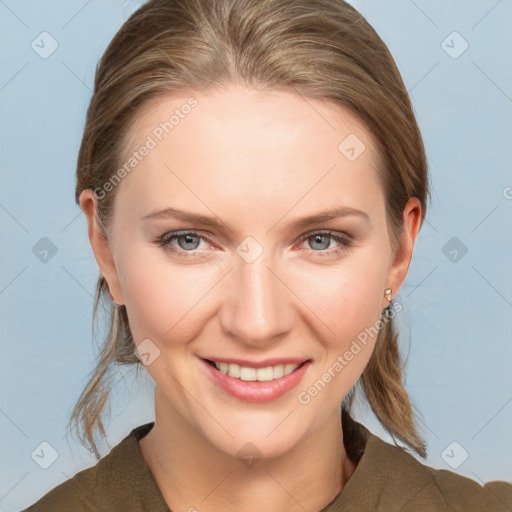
[21,417,512,511]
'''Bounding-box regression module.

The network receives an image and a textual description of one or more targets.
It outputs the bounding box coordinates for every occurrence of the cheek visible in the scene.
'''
[117,250,220,343]
[116,237,389,353]
[292,254,388,339]
[292,255,389,402]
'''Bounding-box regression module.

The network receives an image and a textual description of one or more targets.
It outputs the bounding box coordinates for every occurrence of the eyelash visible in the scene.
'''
[154,230,353,259]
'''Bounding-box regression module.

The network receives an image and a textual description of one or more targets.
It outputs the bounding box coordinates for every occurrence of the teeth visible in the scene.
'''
[273,364,284,379]
[240,367,257,381]
[213,361,301,381]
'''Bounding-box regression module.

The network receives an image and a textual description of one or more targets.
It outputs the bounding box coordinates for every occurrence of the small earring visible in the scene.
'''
[384,288,393,302]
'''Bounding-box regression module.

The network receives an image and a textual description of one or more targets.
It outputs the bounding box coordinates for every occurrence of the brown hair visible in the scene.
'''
[70,0,430,459]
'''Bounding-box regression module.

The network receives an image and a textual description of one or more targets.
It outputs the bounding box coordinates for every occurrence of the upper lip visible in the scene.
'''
[202,357,311,369]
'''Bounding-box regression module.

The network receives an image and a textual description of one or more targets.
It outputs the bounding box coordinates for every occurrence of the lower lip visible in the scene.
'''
[201,358,311,403]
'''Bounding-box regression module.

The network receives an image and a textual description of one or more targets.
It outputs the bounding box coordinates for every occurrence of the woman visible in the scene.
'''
[22,0,512,510]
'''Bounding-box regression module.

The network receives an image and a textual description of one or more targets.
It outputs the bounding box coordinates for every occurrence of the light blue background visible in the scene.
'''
[1,0,511,510]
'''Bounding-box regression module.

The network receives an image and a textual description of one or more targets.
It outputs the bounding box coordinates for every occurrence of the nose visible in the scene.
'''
[219,245,295,348]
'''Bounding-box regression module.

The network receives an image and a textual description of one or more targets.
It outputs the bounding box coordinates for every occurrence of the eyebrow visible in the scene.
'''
[141,206,370,231]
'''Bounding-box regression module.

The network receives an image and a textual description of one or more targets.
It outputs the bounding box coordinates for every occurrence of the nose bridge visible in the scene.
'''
[220,238,291,344]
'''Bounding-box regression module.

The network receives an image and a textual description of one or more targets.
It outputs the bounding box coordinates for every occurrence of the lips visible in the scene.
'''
[201,357,311,403]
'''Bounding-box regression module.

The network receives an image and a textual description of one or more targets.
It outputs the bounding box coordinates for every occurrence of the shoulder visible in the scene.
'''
[20,453,113,512]
[20,477,90,512]
[20,422,169,512]
[366,433,512,511]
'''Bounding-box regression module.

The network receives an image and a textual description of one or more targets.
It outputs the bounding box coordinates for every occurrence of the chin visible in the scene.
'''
[191,404,322,463]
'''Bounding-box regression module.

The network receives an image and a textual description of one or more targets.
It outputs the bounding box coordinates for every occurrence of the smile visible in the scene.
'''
[210,360,302,381]
[201,358,312,403]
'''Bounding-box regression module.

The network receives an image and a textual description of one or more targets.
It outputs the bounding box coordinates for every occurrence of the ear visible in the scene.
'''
[383,197,422,308]
[79,189,125,305]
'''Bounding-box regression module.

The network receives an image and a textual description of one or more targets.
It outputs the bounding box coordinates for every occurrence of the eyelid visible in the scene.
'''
[157,230,213,248]
[157,229,351,245]
[297,229,352,243]
[156,229,353,259]
[295,230,353,255]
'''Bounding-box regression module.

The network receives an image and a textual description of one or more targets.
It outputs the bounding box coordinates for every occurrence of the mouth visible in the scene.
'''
[201,357,312,403]
[203,358,310,382]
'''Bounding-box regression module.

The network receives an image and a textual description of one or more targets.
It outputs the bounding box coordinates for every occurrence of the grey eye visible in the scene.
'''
[308,234,331,250]
[177,234,201,250]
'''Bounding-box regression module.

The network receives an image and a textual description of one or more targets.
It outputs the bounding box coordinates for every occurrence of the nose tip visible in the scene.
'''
[219,248,293,347]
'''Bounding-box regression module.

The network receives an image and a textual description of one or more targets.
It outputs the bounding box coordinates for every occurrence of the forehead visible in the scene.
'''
[114,84,385,225]
[130,83,378,155]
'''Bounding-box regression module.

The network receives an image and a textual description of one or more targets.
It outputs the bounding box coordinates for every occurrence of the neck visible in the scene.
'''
[139,387,356,512]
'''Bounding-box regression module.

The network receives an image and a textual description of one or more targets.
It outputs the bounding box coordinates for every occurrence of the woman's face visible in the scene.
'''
[82,84,420,459]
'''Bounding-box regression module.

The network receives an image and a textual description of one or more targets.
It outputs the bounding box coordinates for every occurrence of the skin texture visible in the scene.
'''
[80,83,422,512]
